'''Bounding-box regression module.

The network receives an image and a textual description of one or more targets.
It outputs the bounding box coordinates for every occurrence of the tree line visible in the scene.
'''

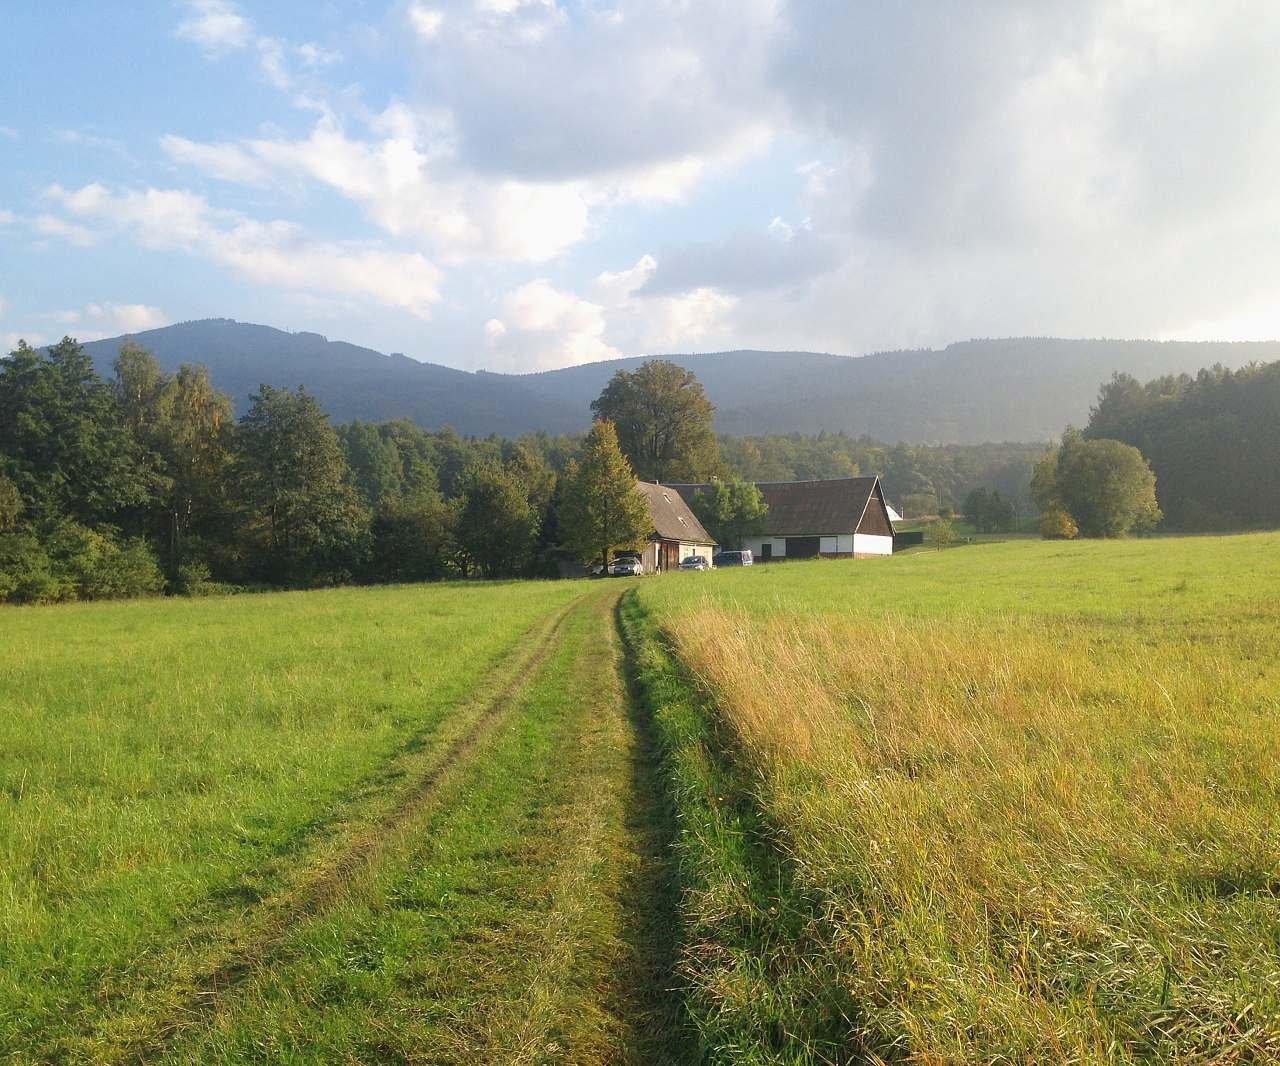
[0,340,1030,602]
[1084,361,1280,531]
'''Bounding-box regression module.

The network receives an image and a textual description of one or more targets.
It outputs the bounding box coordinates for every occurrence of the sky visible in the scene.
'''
[3,1,1280,372]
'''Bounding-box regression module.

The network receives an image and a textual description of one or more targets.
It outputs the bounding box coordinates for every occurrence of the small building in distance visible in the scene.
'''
[667,476,895,560]
[634,481,717,572]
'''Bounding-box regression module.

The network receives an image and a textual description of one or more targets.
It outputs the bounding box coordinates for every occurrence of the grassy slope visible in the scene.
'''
[0,580,584,1061]
[633,534,1280,1063]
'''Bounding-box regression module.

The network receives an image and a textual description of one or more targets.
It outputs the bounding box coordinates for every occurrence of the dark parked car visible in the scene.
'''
[678,555,711,571]
[713,549,753,567]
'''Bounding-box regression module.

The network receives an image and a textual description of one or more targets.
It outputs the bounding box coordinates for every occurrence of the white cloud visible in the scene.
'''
[160,135,275,186]
[0,209,15,226]
[483,254,738,369]
[175,0,252,51]
[484,278,617,370]
[44,183,443,319]
[407,4,445,40]
[33,213,98,246]
[162,105,767,265]
[6,303,169,346]
[52,128,129,156]
[174,0,338,92]
[297,42,340,67]
[165,113,592,262]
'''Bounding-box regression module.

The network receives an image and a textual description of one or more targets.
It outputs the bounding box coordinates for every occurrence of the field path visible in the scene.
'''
[92,582,691,1064]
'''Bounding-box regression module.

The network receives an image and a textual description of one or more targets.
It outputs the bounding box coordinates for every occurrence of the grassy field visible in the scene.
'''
[0,579,676,1061]
[4,535,1278,1063]
[631,533,1280,1062]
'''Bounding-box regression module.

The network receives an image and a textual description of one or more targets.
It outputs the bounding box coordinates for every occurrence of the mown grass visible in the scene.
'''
[0,579,584,1061]
[634,533,1280,1062]
[155,585,689,1064]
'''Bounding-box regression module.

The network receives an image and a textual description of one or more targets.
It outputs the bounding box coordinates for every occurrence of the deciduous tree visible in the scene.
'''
[235,385,369,584]
[591,359,719,481]
[691,478,768,550]
[1034,428,1160,537]
[454,460,538,578]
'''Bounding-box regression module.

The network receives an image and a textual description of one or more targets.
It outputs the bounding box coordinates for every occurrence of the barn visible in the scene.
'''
[634,481,717,573]
[667,476,895,560]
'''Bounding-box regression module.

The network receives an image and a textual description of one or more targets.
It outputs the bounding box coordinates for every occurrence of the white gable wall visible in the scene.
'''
[852,533,893,555]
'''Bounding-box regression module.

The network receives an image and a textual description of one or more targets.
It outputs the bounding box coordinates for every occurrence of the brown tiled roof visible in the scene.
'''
[635,481,716,545]
[665,477,883,537]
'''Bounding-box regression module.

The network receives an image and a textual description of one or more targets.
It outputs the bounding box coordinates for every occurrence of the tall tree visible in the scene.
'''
[454,460,538,579]
[591,359,719,481]
[153,363,235,570]
[112,347,235,571]
[235,385,368,584]
[690,478,768,549]
[0,338,148,525]
[557,420,651,569]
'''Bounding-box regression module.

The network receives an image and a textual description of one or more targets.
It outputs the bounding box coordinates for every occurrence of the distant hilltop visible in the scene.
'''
[71,318,1277,443]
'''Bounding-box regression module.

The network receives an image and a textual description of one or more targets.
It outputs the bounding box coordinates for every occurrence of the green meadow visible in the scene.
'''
[3,533,1279,1062]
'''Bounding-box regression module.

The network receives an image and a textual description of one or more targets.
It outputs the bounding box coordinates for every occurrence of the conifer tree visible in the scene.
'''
[557,420,651,569]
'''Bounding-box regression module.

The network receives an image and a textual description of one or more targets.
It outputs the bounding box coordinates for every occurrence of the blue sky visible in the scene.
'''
[4,2,1280,371]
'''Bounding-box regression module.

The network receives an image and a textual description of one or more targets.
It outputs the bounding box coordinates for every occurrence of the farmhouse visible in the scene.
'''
[634,481,717,572]
[668,476,895,560]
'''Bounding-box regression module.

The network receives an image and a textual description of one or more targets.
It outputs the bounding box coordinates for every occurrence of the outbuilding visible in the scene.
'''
[667,476,895,560]
[633,481,717,572]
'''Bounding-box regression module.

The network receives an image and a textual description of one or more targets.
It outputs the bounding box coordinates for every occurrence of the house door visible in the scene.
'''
[760,542,772,561]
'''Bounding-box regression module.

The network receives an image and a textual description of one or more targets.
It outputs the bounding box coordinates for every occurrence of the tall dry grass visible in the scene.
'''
[666,602,1280,1061]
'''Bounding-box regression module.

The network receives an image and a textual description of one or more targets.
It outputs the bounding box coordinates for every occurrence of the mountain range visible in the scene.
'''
[75,318,1278,444]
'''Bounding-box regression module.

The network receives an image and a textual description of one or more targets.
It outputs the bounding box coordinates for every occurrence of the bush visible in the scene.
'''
[0,532,65,603]
[45,522,165,600]
[927,518,955,547]
[174,559,222,596]
[1039,509,1079,540]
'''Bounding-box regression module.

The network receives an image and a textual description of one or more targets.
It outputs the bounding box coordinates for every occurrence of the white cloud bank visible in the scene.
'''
[43,183,442,318]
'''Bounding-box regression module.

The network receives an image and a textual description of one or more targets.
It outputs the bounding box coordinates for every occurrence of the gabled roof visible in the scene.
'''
[634,481,716,545]
[666,477,884,537]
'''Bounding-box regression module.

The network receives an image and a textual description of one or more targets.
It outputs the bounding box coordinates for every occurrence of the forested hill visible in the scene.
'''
[77,319,1276,443]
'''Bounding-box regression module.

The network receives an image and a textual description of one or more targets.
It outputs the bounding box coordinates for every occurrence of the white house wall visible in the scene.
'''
[852,533,893,556]
[741,533,892,558]
[741,537,787,558]
[680,543,715,563]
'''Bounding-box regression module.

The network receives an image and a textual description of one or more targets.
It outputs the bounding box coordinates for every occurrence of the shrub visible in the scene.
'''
[927,518,955,547]
[1039,509,1079,540]
[0,532,65,603]
[45,522,165,600]
[174,559,221,596]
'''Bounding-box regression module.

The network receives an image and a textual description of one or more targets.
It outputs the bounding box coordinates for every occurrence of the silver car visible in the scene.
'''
[609,555,645,576]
